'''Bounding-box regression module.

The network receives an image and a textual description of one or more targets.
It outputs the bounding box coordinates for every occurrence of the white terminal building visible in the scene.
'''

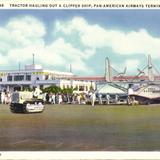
[0,64,96,92]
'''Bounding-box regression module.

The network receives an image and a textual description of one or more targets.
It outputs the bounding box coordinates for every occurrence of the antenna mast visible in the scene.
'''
[19,61,21,71]
[33,53,35,66]
[105,57,112,82]
[70,64,72,73]
[148,54,154,81]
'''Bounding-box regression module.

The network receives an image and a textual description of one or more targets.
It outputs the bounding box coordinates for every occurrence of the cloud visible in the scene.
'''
[0,16,46,53]
[0,16,93,74]
[55,17,160,58]
[0,54,8,65]
[6,37,92,73]
[125,59,140,72]
[6,16,46,39]
[43,38,92,73]
[1,15,160,76]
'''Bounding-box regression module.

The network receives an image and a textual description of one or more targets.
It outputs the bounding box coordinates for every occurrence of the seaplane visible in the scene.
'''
[128,83,160,105]
[104,55,160,105]
[117,67,127,77]
[128,55,160,105]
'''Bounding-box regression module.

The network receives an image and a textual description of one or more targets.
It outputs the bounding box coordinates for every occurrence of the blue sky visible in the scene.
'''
[0,10,160,76]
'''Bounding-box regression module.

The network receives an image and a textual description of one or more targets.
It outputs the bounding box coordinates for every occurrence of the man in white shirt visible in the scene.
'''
[91,92,96,107]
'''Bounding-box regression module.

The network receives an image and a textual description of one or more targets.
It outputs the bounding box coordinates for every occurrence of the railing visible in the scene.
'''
[0,79,61,85]
[0,81,32,85]
[34,79,60,84]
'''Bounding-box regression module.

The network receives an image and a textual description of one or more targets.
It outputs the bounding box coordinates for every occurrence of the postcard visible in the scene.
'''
[1,0,160,160]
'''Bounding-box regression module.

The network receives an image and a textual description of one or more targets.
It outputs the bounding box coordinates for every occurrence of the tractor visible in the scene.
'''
[10,88,45,113]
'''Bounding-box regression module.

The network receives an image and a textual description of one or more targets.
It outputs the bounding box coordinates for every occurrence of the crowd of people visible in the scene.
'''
[42,92,123,106]
[43,92,94,105]
[0,91,12,104]
[0,88,125,107]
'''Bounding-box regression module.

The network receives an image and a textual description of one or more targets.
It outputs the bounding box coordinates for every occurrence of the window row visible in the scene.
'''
[7,75,31,81]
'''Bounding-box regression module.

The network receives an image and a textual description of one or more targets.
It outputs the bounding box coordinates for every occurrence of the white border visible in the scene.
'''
[1,0,160,159]
[0,0,160,9]
[1,151,160,160]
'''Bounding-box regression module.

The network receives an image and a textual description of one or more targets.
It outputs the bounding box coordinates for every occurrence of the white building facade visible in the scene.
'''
[0,64,95,93]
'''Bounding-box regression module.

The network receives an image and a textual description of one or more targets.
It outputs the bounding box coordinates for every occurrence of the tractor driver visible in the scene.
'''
[33,86,42,98]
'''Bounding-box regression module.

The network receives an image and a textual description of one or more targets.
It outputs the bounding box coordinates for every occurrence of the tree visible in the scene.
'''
[42,85,61,94]
[42,85,77,94]
[61,86,77,94]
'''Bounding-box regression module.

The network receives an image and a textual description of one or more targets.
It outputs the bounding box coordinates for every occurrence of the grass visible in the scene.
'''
[1,104,160,150]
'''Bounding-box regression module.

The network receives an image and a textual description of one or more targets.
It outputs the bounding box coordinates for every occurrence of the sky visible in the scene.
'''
[0,10,160,76]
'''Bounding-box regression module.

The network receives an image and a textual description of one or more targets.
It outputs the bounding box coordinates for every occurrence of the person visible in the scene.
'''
[58,94,63,104]
[33,86,42,98]
[1,91,5,104]
[83,93,87,104]
[90,91,96,107]
[106,94,110,105]
[52,93,56,104]
[69,94,73,104]
[46,93,49,103]
[115,94,119,104]
[49,93,52,103]
[67,93,70,103]
[127,95,131,106]
[43,92,47,102]
[4,92,8,104]
[98,93,102,105]
[7,91,11,104]
[77,94,81,104]
[72,94,76,104]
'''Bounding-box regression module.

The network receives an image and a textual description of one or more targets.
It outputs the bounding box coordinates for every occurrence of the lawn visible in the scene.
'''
[0,104,160,151]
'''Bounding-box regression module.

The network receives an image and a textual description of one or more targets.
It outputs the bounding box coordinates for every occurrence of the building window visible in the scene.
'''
[45,75,49,80]
[26,75,31,81]
[79,86,84,91]
[7,76,12,81]
[14,75,24,81]
[40,85,43,89]
[22,85,30,91]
